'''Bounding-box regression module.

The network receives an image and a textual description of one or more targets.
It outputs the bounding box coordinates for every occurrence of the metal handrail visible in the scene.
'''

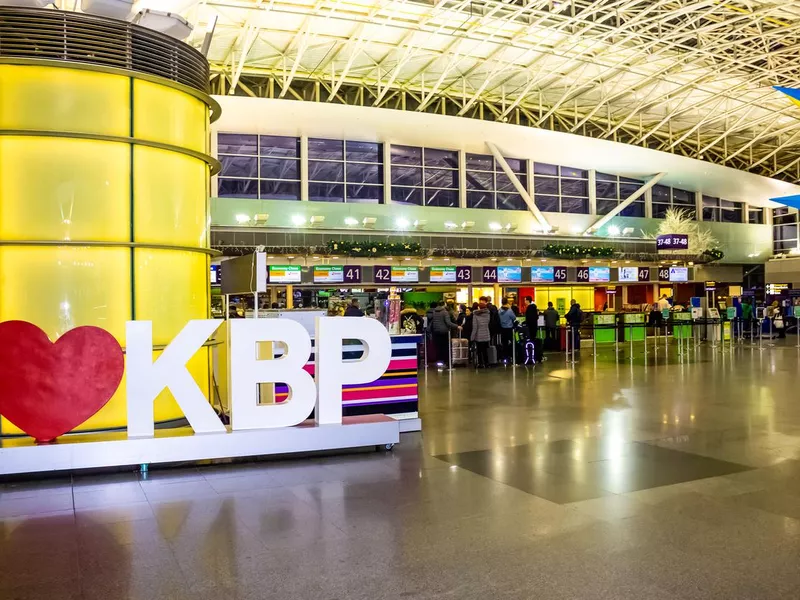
[0,7,209,93]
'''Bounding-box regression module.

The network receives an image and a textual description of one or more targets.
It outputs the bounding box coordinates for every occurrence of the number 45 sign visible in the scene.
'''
[127,318,391,437]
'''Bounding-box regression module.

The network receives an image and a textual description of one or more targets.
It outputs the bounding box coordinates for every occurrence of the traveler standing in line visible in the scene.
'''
[429,301,460,366]
[657,294,671,312]
[566,299,583,351]
[463,303,476,343]
[486,296,501,338]
[543,302,559,349]
[498,302,516,362]
[524,296,539,342]
[470,297,491,368]
[344,298,364,317]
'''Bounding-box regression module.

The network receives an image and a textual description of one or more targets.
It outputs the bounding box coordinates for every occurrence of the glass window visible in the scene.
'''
[219,155,257,178]
[217,133,257,155]
[218,178,258,198]
[391,166,423,187]
[620,201,645,218]
[346,184,382,203]
[425,188,458,207]
[774,240,799,251]
[505,158,526,174]
[748,208,764,224]
[259,180,300,201]
[652,203,670,219]
[619,183,642,198]
[720,199,742,223]
[259,135,299,158]
[425,168,458,189]
[672,188,694,206]
[596,172,617,182]
[308,160,344,182]
[346,163,382,185]
[308,138,344,160]
[535,195,559,212]
[259,158,298,180]
[773,207,797,225]
[652,185,670,202]
[596,181,618,199]
[534,162,559,176]
[561,197,589,214]
[560,178,588,197]
[467,190,494,209]
[497,193,526,211]
[534,177,559,194]
[390,145,422,166]
[424,148,458,169]
[466,153,494,170]
[466,171,494,190]
[309,182,344,202]
[345,141,381,162]
[560,166,587,179]
[596,199,618,215]
[391,186,423,205]
[775,224,797,241]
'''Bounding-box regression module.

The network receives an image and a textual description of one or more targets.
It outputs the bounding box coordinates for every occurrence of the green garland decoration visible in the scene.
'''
[703,248,724,261]
[327,240,425,257]
[542,243,615,259]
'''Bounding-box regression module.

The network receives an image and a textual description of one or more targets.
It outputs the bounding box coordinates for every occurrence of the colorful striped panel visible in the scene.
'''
[272,334,421,412]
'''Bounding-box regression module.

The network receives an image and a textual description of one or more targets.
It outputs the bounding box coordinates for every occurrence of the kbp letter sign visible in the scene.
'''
[127,317,392,438]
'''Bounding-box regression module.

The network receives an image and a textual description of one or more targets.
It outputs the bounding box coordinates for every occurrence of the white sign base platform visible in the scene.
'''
[0,415,400,476]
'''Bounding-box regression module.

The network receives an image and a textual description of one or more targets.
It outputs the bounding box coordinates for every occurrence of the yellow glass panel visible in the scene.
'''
[0,137,130,243]
[133,80,207,153]
[0,246,131,435]
[0,65,129,137]
[133,147,207,247]
[134,249,209,344]
[134,248,211,424]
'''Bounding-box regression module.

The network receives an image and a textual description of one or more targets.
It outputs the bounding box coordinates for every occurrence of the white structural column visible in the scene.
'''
[383,142,392,204]
[300,135,309,201]
[485,141,550,231]
[695,191,703,220]
[458,149,467,208]
[585,172,667,234]
[588,169,597,215]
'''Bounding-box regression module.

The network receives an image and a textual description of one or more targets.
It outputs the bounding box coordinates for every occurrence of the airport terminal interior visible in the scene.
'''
[4,0,800,598]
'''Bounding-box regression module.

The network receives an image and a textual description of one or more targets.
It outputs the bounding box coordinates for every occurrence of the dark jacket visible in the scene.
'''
[470,308,491,342]
[488,304,501,336]
[566,303,582,326]
[429,306,458,334]
[525,303,539,332]
[344,305,364,317]
[462,312,473,341]
[543,307,560,328]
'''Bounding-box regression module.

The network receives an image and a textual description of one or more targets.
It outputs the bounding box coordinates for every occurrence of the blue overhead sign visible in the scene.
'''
[771,194,800,210]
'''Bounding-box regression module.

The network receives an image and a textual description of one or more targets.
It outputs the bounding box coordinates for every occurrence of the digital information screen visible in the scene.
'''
[390,266,418,283]
[210,264,220,285]
[589,266,610,283]
[430,266,456,283]
[530,266,554,283]
[313,265,344,284]
[669,266,689,282]
[268,265,302,284]
[618,267,638,283]
[497,265,522,283]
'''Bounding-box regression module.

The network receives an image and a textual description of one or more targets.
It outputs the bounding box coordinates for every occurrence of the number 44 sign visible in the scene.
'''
[127,318,391,437]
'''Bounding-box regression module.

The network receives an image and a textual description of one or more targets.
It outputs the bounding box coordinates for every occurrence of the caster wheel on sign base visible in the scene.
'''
[385,443,395,451]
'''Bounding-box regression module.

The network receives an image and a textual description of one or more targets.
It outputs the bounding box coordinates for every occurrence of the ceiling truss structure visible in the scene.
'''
[69,0,800,182]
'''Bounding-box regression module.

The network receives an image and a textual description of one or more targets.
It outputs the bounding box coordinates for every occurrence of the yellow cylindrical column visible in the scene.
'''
[0,62,218,434]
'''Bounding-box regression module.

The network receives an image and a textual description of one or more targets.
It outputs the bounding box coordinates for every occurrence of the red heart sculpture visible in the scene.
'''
[0,321,124,443]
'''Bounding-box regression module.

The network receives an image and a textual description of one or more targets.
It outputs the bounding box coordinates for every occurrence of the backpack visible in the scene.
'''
[401,314,419,334]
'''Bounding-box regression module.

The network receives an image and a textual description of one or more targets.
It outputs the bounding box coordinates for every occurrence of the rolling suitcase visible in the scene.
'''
[451,334,469,366]
[487,336,499,366]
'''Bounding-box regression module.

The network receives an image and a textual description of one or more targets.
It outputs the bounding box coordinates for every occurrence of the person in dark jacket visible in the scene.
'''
[400,304,424,334]
[428,301,460,365]
[566,299,582,351]
[462,303,476,342]
[344,298,364,317]
[486,296,501,338]
[470,298,492,367]
[524,296,538,342]
[543,302,560,349]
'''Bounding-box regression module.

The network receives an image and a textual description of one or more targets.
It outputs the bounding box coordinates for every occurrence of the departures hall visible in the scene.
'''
[5,1,800,598]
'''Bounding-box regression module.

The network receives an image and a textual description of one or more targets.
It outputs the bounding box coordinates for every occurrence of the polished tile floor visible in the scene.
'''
[5,342,800,598]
